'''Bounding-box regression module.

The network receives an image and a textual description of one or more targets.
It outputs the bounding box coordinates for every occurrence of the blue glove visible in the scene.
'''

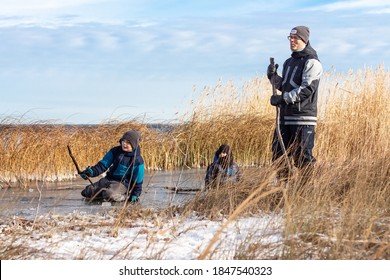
[79,166,93,180]
[130,195,139,204]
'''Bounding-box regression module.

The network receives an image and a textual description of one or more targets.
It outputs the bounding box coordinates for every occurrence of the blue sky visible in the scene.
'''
[1,0,389,124]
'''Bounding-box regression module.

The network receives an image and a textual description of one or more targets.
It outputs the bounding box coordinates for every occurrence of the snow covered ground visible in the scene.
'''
[2,211,389,280]
[0,211,284,260]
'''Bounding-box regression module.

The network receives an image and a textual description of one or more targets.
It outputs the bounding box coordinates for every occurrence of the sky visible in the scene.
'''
[1,0,389,124]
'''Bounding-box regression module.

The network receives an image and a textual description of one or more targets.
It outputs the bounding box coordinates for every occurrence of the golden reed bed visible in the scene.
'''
[1,66,388,185]
[1,66,389,259]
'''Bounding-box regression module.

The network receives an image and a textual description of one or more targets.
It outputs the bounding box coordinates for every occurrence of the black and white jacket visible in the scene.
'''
[274,42,323,126]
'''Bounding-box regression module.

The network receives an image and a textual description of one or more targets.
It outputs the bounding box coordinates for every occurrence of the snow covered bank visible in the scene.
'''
[0,211,284,260]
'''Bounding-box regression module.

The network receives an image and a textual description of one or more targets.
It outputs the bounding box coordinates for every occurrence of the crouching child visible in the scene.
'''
[205,144,240,190]
[80,129,144,204]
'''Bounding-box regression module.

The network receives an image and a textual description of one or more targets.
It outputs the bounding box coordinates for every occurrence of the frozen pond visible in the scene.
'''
[0,169,206,219]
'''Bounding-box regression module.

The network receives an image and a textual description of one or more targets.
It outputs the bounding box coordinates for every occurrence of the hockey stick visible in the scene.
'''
[67,144,95,187]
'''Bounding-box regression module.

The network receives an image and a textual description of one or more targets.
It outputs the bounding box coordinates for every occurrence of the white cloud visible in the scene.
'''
[93,31,120,50]
[67,35,87,48]
[171,30,198,51]
[366,8,390,14]
[1,1,389,125]
[306,0,390,12]
[358,41,389,55]
[0,0,114,28]
[0,0,102,14]
[0,16,80,28]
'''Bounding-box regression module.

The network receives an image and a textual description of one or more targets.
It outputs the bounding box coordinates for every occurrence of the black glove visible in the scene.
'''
[79,166,93,180]
[267,63,279,79]
[270,95,284,106]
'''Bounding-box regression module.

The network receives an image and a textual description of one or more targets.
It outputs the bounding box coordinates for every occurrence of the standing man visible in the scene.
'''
[267,26,323,178]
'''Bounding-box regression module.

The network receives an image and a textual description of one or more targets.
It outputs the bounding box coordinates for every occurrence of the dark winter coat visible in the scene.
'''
[88,146,144,197]
[274,42,323,126]
[205,145,240,187]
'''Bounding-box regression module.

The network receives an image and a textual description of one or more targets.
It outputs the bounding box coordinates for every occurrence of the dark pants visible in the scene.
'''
[272,124,316,173]
[81,177,128,201]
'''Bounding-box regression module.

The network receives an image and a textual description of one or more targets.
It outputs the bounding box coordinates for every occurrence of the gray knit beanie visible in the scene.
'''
[120,129,141,150]
[290,26,310,43]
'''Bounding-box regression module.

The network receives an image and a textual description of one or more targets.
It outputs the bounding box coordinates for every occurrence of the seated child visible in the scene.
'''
[79,130,144,203]
[205,144,240,189]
